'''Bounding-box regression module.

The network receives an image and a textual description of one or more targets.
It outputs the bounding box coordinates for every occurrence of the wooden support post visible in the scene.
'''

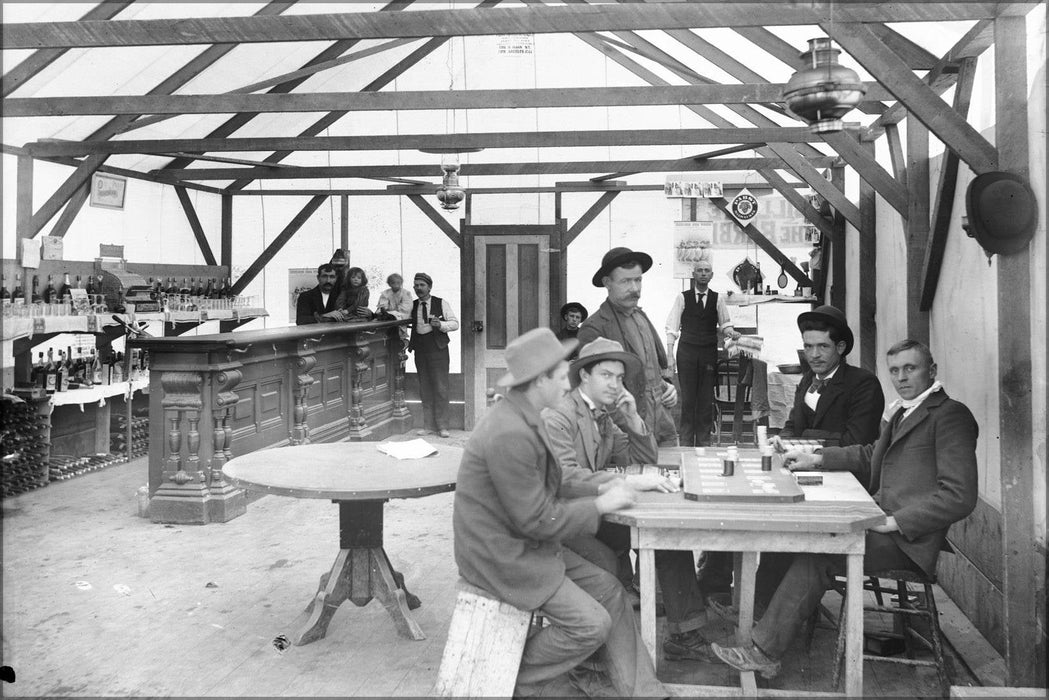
[47,183,90,239]
[994,14,1041,689]
[220,194,232,270]
[230,195,327,296]
[858,142,878,374]
[340,195,349,250]
[28,154,108,238]
[406,194,462,247]
[174,186,218,266]
[710,197,812,287]
[905,115,930,345]
[565,191,619,245]
[830,166,847,311]
[16,155,33,245]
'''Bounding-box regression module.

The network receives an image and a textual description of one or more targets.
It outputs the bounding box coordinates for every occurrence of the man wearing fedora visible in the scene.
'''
[545,337,718,663]
[712,339,978,679]
[454,328,666,698]
[578,247,679,447]
[408,272,459,439]
[556,301,589,358]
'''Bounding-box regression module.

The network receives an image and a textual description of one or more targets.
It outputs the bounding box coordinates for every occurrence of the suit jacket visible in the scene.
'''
[781,362,884,447]
[453,389,610,610]
[295,286,338,325]
[543,389,657,474]
[576,299,669,404]
[821,390,979,576]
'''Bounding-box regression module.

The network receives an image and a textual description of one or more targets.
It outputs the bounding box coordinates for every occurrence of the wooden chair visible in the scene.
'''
[713,356,759,445]
[832,568,951,697]
[434,579,534,698]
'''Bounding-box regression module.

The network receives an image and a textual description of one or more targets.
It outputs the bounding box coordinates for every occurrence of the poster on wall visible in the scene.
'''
[289,268,318,321]
[664,177,723,199]
[672,221,713,278]
[728,188,759,227]
[89,173,127,210]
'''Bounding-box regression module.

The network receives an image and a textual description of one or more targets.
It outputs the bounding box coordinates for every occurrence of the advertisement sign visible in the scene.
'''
[672,221,714,279]
[729,188,759,227]
[289,268,318,322]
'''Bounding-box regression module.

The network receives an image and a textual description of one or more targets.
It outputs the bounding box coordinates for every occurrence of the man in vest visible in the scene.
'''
[577,247,679,447]
[408,272,459,438]
[665,259,742,447]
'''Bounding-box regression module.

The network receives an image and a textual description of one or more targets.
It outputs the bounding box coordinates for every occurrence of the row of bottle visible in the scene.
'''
[29,346,149,394]
[0,273,237,303]
[146,276,233,300]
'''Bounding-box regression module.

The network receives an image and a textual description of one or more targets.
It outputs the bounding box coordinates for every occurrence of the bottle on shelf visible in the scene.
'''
[1,274,10,301]
[75,348,88,385]
[178,278,190,296]
[44,349,57,394]
[43,275,57,303]
[31,351,45,387]
[30,275,42,303]
[192,278,203,297]
[56,351,69,392]
[111,353,124,384]
[84,274,95,296]
[58,273,72,302]
[203,278,214,298]
[147,277,157,300]
[12,273,24,301]
[91,350,104,386]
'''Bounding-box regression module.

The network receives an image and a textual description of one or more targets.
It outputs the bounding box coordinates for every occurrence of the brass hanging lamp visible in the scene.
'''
[782,38,866,133]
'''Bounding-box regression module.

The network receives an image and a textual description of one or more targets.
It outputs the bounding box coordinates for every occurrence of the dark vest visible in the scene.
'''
[408,296,450,352]
[679,289,719,347]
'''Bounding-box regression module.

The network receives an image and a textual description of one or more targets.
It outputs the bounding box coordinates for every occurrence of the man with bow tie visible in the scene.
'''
[544,337,717,664]
[711,339,978,678]
[775,305,884,449]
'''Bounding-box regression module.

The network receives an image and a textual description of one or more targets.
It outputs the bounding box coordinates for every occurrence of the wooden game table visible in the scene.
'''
[604,447,885,697]
[222,442,461,645]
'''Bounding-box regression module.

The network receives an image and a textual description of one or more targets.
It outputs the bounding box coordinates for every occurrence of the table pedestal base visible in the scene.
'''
[290,499,424,645]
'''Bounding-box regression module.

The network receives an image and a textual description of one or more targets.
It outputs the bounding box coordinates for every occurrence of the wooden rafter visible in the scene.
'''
[3,4,1013,50]
[821,131,909,218]
[24,127,840,158]
[153,156,840,181]
[174,187,219,266]
[228,195,327,295]
[47,183,90,240]
[758,168,839,243]
[825,21,998,175]
[867,23,940,70]
[905,114,931,344]
[708,197,812,287]
[28,154,108,238]
[884,123,907,187]
[767,143,863,232]
[406,194,462,248]
[566,192,620,245]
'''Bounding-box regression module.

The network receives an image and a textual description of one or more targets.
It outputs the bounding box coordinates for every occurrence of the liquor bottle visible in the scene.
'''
[30,275,42,303]
[153,277,162,298]
[43,275,57,303]
[111,353,124,383]
[58,273,72,302]
[44,349,57,394]
[56,351,69,392]
[147,277,157,300]
[225,277,233,298]
[31,351,45,387]
[166,277,178,295]
[192,277,204,297]
[85,274,96,296]
[75,348,88,385]
[0,274,9,301]
[203,278,214,298]
[91,350,103,385]
[179,278,191,295]
[12,273,24,301]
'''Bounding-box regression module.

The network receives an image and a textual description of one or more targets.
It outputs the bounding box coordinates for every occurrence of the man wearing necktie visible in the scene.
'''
[665,259,742,447]
[712,339,979,678]
[544,338,717,663]
[408,272,459,438]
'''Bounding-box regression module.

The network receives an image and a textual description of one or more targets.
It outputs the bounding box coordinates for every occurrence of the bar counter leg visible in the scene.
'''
[844,553,864,697]
[638,547,657,667]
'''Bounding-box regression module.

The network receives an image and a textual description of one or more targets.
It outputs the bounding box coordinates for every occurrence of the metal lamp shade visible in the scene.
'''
[783,38,866,134]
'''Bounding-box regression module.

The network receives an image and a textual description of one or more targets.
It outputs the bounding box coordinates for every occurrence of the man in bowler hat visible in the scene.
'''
[577,247,679,447]
[408,272,459,438]
[453,328,666,698]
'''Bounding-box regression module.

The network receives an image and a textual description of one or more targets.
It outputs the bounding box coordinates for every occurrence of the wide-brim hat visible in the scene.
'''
[559,302,589,321]
[496,327,578,387]
[591,247,653,287]
[797,304,854,356]
[965,171,1037,255]
[569,338,642,388]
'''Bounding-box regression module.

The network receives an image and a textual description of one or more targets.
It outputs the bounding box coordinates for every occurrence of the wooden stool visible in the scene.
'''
[434,580,534,698]
[833,569,950,697]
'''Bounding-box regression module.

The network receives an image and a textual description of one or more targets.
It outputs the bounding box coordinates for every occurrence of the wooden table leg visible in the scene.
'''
[736,552,759,697]
[289,500,425,645]
[844,553,864,697]
[638,547,657,667]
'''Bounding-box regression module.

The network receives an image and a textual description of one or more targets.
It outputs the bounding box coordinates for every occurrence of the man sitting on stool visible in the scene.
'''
[544,337,716,663]
[711,339,978,678]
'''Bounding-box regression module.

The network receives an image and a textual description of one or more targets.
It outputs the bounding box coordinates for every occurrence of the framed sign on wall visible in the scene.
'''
[90,172,127,210]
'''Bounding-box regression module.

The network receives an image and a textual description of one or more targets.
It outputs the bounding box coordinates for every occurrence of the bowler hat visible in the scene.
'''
[497,328,578,387]
[592,247,653,287]
[559,302,589,321]
[965,171,1037,256]
[797,305,854,356]
[570,338,642,388]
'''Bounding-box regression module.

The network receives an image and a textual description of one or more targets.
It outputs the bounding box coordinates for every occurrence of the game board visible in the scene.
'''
[677,453,805,503]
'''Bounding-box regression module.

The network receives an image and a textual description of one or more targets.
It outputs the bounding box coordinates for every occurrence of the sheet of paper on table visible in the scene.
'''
[376,439,438,460]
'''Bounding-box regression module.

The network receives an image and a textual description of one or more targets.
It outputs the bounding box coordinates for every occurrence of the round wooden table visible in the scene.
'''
[223,442,461,645]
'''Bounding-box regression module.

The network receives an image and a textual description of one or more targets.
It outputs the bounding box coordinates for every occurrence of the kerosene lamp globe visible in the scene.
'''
[782,38,866,134]
[435,154,465,211]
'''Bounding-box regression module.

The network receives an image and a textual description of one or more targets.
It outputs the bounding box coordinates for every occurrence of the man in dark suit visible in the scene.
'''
[711,339,979,678]
[454,328,666,698]
[544,337,716,663]
[295,263,340,325]
[408,272,459,438]
[776,304,884,448]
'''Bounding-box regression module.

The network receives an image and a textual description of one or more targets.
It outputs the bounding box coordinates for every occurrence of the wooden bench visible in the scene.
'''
[434,580,534,698]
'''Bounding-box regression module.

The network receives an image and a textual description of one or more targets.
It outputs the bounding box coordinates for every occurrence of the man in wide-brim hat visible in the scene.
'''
[453,328,666,698]
[578,246,679,446]
[544,338,718,663]
[556,301,589,356]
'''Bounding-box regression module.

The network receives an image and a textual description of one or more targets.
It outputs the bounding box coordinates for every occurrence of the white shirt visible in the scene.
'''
[320,291,330,308]
[665,288,735,341]
[804,363,840,411]
[413,296,459,336]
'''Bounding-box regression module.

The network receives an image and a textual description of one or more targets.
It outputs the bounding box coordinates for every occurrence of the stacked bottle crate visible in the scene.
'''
[1,396,50,497]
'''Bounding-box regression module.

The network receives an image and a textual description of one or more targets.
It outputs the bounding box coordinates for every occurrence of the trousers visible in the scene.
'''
[676,342,718,446]
[515,548,666,698]
[752,531,920,658]
[414,346,450,431]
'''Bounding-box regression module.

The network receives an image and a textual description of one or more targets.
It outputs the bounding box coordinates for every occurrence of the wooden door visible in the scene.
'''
[461,224,565,428]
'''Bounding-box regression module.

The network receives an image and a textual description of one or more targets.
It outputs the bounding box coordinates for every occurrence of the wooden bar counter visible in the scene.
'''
[132,319,412,524]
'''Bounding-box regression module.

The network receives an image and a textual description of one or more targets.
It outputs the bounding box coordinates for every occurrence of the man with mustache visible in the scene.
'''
[295,263,340,325]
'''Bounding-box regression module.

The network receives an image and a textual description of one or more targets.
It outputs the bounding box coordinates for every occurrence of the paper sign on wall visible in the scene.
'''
[729,188,759,227]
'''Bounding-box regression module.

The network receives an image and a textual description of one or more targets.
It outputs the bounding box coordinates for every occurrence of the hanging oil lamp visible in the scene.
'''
[782,38,866,133]
[435,155,465,211]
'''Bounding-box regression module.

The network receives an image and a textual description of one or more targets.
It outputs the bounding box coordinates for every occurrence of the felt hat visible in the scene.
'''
[559,302,589,321]
[414,272,433,287]
[569,338,642,388]
[965,171,1038,256]
[591,247,653,287]
[797,304,854,356]
[496,328,578,387]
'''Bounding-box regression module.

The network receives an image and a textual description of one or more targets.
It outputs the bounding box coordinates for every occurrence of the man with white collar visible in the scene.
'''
[712,339,979,678]
[544,337,717,663]
[408,272,459,438]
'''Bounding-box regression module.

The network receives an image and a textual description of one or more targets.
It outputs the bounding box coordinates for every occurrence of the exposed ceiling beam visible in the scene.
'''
[2,4,1013,50]
[227,182,790,196]
[25,126,843,158]
[3,82,895,117]
[152,156,839,181]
